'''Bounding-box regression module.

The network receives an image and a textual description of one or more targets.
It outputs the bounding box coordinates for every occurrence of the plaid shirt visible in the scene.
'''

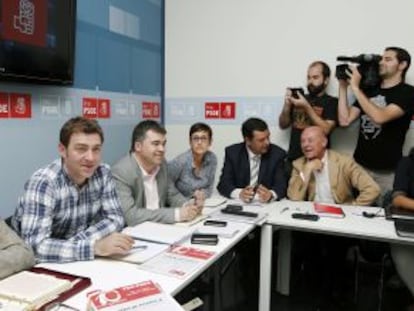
[12,159,125,263]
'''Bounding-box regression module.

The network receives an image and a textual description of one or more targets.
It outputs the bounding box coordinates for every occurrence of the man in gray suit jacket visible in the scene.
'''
[112,120,203,226]
[0,219,35,279]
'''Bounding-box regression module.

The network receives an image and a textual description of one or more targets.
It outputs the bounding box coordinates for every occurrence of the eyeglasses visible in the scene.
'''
[191,136,209,143]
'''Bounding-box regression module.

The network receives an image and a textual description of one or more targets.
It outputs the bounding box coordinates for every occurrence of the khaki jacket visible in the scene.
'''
[288,150,380,206]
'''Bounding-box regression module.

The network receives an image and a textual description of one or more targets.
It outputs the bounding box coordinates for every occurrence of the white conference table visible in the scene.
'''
[258,200,414,311]
[39,214,256,310]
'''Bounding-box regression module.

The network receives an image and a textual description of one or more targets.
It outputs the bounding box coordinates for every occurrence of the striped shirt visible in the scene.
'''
[12,159,125,263]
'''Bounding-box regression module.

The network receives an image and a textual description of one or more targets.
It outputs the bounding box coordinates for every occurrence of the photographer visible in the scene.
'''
[279,61,338,171]
[337,47,414,198]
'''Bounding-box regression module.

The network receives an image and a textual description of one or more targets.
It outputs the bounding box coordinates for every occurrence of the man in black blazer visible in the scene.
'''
[217,117,287,202]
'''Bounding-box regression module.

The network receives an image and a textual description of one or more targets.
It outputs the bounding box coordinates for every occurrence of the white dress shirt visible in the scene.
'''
[313,151,335,204]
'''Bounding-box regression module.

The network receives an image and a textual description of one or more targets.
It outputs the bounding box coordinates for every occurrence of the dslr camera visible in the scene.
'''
[335,54,382,92]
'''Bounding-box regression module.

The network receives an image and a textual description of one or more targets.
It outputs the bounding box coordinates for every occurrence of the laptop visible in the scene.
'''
[394,219,414,238]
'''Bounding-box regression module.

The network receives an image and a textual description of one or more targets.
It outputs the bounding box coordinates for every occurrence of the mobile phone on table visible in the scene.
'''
[204,220,227,227]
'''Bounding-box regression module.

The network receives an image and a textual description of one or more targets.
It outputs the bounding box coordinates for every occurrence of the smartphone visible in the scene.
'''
[191,233,219,245]
[204,220,227,227]
[224,204,243,212]
[290,87,305,99]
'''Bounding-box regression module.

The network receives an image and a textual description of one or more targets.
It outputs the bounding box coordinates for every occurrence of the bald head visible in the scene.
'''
[300,126,327,160]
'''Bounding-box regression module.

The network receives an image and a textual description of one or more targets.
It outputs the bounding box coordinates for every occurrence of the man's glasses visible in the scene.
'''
[191,136,209,143]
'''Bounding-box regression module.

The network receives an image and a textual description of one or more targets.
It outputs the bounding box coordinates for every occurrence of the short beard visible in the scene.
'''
[307,83,326,97]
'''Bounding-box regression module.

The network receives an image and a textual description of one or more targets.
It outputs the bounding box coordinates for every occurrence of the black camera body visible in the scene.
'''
[336,54,382,92]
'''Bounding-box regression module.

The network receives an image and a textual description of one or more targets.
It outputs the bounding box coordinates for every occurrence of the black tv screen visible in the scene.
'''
[0,0,76,85]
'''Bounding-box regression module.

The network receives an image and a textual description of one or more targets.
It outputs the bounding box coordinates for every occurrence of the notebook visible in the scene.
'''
[0,268,90,311]
[123,221,193,245]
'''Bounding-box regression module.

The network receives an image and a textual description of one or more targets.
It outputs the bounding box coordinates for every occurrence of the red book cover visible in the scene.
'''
[314,202,345,218]
[29,267,91,311]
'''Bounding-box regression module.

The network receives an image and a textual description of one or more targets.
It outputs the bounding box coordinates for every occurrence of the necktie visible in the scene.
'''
[250,155,260,186]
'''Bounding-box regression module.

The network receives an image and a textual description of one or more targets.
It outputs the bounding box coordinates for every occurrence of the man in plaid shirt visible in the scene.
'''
[12,117,134,262]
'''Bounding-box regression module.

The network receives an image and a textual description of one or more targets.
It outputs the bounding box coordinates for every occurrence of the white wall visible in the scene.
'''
[164,0,414,184]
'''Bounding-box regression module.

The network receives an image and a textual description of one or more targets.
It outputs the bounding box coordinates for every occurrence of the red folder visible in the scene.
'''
[29,267,91,310]
[313,202,345,218]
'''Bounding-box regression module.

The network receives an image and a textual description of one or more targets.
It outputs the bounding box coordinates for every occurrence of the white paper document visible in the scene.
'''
[194,222,240,238]
[208,208,267,225]
[112,240,170,264]
[138,246,215,279]
[204,197,227,208]
[123,221,194,245]
[175,213,209,227]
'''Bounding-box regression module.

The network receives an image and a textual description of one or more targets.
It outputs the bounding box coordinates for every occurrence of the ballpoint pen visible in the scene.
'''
[280,207,289,214]
[132,245,148,251]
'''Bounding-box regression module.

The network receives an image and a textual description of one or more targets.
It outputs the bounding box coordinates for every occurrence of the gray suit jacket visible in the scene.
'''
[0,220,35,279]
[112,153,187,226]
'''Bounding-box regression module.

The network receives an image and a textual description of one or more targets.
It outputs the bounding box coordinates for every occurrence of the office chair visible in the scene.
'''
[351,240,391,311]
[4,215,13,228]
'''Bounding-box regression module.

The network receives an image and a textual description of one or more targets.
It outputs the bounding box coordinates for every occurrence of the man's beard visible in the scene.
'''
[307,83,326,97]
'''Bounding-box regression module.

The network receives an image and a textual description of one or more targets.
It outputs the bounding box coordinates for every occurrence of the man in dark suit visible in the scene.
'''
[217,117,287,202]
[216,118,287,309]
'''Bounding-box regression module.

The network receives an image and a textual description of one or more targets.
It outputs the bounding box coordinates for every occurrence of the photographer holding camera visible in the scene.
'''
[337,47,414,196]
[338,47,414,308]
[279,61,338,172]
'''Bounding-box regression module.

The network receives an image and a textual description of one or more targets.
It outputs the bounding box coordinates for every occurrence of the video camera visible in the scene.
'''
[335,54,382,91]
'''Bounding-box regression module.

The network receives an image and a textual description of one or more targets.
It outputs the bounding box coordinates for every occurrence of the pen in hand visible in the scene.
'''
[131,245,148,251]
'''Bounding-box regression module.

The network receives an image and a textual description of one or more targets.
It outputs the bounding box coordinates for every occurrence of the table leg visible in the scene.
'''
[259,224,273,311]
[276,229,291,295]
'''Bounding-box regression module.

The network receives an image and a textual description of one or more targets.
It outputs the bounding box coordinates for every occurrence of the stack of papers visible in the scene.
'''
[0,271,72,310]
[139,246,215,279]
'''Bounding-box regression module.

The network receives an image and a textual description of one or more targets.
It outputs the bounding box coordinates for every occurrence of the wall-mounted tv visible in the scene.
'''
[0,0,76,85]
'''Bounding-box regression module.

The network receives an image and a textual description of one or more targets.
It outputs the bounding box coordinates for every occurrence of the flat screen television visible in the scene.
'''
[0,0,76,85]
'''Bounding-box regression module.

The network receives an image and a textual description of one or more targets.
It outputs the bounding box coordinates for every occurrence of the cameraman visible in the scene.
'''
[337,47,414,197]
[338,48,414,309]
[279,61,338,173]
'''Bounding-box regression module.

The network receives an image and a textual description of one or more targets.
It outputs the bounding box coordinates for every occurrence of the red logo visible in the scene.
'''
[10,93,31,118]
[2,0,48,47]
[142,101,160,119]
[97,99,111,118]
[0,92,10,118]
[205,102,220,119]
[82,98,98,119]
[220,102,236,119]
